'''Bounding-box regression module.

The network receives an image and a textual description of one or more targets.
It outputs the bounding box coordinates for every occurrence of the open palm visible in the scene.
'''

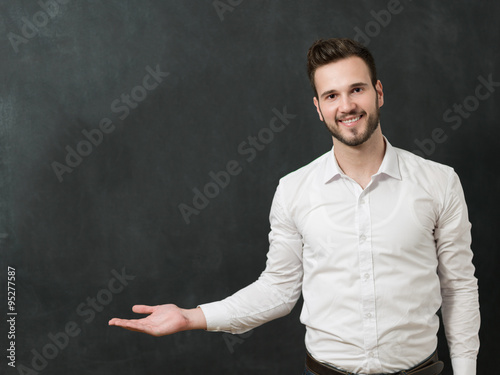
[108,304,190,336]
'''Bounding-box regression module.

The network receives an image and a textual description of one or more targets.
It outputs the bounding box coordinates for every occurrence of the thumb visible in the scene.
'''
[132,305,156,314]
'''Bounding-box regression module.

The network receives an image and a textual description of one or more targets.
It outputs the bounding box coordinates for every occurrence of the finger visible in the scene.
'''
[110,320,162,336]
[132,305,156,314]
[108,318,136,326]
[108,318,127,326]
[109,319,150,332]
[108,305,155,324]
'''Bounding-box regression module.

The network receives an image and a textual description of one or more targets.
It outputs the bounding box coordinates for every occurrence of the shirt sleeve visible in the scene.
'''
[435,171,480,375]
[199,182,304,334]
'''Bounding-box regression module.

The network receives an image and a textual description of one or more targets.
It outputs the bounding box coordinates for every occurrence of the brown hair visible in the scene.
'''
[307,38,377,96]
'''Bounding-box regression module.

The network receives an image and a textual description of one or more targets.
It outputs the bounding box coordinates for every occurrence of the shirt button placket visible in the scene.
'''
[356,191,381,371]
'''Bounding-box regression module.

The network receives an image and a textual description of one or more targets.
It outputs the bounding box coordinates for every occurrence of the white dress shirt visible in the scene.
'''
[200,139,480,375]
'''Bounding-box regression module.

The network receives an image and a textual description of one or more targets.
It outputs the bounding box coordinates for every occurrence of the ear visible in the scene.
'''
[375,80,384,108]
[313,96,324,121]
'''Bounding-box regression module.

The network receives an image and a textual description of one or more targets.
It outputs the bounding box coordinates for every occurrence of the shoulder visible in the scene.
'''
[271,150,331,211]
[392,147,461,204]
[394,146,456,181]
[268,150,331,223]
[279,150,331,187]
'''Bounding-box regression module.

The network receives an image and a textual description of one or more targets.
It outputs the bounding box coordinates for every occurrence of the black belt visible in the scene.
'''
[305,350,444,375]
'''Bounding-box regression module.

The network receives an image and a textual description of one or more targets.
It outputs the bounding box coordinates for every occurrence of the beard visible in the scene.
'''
[322,98,380,147]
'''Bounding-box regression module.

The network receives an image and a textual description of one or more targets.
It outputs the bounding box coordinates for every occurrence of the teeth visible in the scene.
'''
[341,116,361,124]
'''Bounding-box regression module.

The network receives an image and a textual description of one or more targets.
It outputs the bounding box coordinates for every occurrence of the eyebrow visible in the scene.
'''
[319,82,369,99]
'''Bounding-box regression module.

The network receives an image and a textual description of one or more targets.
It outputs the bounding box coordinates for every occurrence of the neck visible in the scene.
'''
[333,128,386,189]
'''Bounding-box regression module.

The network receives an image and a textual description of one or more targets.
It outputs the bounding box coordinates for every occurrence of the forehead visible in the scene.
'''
[314,56,372,92]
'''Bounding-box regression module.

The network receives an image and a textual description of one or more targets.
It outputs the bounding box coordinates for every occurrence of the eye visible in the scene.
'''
[352,87,363,94]
[326,93,337,100]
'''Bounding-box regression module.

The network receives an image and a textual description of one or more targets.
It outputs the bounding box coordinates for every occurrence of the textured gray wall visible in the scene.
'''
[1,1,498,373]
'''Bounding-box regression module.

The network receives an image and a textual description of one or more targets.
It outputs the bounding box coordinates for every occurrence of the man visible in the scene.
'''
[109,38,480,375]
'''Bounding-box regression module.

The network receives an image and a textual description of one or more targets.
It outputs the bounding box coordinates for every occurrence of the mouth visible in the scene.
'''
[338,114,363,127]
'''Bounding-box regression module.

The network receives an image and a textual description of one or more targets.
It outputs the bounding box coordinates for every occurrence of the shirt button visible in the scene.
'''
[365,313,372,318]
[363,273,370,280]
[369,352,375,358]
[359,234,367,242]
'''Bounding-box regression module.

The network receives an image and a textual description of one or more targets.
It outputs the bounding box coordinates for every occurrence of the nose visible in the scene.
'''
[338,95,356,113]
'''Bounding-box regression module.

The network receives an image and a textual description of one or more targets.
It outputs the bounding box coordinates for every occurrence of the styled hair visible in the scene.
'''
[307,38,377,96]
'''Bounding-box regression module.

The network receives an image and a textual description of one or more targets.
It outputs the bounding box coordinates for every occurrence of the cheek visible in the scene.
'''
[320,103,338,119]
[359,98,377,113]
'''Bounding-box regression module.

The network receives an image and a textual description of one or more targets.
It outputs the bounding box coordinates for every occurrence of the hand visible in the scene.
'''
[108,304,207,336]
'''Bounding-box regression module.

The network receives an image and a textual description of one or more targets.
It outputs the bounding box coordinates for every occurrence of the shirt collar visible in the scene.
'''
[323,137,402,184]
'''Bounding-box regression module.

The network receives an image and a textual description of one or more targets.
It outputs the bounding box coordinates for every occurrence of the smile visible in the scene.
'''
[338,115,363,127]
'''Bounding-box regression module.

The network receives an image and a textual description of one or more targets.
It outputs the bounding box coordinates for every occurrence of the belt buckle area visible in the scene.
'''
[305,351,442,375]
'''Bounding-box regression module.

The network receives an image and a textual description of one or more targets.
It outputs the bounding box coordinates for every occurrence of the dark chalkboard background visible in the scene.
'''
[1,1,498,374]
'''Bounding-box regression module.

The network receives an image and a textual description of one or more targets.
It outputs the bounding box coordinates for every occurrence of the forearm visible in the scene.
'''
[439,241,480,371]
[441,289,480,375]
[200,271,302,333]
[439,255,480,375]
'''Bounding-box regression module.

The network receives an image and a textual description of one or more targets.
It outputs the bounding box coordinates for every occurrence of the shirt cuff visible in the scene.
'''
[451,357,476,375]
[198,301,232,332]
